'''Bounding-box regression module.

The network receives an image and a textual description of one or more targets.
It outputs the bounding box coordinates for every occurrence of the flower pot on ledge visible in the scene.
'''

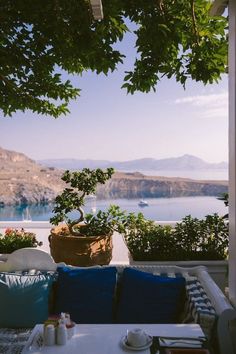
[49,224,113,267]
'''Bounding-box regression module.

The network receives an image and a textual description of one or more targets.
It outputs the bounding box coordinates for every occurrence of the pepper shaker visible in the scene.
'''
[44,324,55,346]
[57,323,67,345]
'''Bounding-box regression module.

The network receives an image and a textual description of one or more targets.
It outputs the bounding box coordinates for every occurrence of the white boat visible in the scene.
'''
[138,200,149,207]
[22,207,32,222]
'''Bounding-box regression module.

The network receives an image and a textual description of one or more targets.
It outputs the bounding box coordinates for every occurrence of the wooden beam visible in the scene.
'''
[90,0,103,20]
[210,0,228,15]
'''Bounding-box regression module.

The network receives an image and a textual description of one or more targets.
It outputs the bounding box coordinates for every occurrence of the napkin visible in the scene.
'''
[159,337,205,348]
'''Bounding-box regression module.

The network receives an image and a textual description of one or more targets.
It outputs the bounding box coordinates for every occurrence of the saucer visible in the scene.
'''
[121,335,153,351]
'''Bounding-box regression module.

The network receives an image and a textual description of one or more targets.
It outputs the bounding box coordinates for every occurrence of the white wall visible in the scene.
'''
[229,0,236,307]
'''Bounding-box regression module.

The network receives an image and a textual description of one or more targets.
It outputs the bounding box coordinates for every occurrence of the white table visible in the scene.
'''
[23,323,205,354]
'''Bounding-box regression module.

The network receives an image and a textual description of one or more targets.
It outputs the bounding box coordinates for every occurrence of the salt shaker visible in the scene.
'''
[57,323,67,345]
[44,324,55,346]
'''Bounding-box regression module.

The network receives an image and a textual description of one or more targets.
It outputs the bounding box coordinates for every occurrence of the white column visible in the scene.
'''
[228,0,236,306]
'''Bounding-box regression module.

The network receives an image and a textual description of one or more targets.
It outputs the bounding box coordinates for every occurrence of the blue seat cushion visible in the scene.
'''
[117,268,186,323]
[55,266,117,323]
[0,271,55,328]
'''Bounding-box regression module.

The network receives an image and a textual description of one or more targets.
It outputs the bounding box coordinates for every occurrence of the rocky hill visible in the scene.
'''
[0,147,64,206]
[97,172,228,199]
[0,147,228,206]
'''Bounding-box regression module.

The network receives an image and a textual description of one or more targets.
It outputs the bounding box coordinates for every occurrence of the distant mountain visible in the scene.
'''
[39,154,228,171]
[38,158,111,170]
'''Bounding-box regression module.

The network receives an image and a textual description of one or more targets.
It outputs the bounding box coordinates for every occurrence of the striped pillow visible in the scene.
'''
[183,276,217,339]
[153,271,217,339]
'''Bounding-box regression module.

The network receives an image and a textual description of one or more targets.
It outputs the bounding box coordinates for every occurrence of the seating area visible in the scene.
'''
[0,248,234,353]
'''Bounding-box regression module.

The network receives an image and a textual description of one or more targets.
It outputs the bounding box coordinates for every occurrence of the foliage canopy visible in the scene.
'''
[1,0,227,117]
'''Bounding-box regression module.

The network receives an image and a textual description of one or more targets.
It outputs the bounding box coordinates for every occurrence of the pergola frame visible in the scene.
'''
[211,0,235,306]
[90,0,103,20]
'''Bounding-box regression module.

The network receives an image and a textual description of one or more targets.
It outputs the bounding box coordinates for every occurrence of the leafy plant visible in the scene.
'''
[1,1,227,117]
[119,212,174,260]
[122,213,228,261]
[0,228,42,254]
[50,168,126,236]
[80,205,127,236]
[217,193,229,219]
[173,214,228,260]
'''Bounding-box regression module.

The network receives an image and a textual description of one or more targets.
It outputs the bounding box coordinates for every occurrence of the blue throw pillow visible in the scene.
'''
[117,268,186,323]
[0,272,55,328]
[55,266,117,323]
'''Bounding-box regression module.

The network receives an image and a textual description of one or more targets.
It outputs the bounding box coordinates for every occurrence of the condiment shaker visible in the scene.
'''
[57,323,67,345]
[44,324,55,346]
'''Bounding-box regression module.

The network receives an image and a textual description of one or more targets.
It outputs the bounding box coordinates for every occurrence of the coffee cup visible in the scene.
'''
[126,328,149,347]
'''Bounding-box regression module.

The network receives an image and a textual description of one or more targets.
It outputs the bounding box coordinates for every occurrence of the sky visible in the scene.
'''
[0,31,228,164]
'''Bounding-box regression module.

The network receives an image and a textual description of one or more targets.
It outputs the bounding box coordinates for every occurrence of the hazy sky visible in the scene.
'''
[0,31,228,163]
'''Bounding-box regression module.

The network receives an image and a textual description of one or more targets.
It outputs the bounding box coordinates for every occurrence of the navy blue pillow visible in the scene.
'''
[117,268,186,323]
[55,266,117,323]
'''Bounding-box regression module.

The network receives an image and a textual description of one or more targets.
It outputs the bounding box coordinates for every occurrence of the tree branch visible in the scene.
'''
[68,192,86,236]
[0,74,17,90]
[191,0,200,45]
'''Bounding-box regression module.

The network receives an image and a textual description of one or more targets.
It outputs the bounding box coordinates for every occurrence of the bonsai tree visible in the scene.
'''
[50,167,124,236]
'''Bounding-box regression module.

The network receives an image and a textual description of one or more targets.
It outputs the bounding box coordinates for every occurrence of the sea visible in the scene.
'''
[0,169,228,222]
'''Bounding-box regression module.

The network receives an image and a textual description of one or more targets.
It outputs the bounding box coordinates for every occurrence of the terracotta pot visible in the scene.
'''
[48,224,113,266]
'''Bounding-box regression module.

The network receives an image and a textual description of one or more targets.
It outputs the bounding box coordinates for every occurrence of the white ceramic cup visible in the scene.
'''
[126,328,148,347]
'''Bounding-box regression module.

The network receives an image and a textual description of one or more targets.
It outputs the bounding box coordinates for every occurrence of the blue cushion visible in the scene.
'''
[117,268,186,323]
[55,266,117,323]
[0,272,55,328]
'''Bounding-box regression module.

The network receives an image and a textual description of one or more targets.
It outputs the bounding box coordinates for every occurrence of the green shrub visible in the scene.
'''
[122,213,228,261]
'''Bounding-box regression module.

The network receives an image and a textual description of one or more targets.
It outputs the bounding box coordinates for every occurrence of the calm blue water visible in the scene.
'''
[0,196,227,221]
[0,169,228,222]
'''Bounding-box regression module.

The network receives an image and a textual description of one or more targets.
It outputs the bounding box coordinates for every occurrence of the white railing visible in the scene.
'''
[0,221,130,264]
[0,220,179,264]
[0,220,179,229]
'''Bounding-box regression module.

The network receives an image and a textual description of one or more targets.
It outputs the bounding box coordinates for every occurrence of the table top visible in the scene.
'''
[23,323,205,354]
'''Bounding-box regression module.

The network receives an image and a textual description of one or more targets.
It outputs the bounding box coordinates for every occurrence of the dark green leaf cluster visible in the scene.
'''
[1,0,227,117]
[121,0,227,93]
[50,168,114,226]
[123,213,228,261]
[77,205,127,236]
[217,192,229,207]
[217,193,228,219]
[0,228,42,253]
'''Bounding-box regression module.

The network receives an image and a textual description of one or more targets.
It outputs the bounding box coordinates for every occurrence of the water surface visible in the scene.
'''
[0,196,227,222]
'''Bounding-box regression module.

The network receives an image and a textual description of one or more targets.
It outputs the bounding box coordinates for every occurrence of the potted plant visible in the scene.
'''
[49,168,125,266]
[119,212,229,290]
[120,212,228,261]
[0,228,42,261]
